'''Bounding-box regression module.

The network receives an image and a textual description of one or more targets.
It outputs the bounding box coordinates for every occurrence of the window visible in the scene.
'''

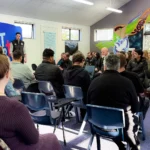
[14,22,34,39]
[62,28,80,41]
[95,29,114,41]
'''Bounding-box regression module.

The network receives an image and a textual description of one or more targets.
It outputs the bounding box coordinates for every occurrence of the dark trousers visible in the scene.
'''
[113,111,139,150]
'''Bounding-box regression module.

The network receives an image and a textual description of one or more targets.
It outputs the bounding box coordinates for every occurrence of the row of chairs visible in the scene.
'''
[11,80,146,150]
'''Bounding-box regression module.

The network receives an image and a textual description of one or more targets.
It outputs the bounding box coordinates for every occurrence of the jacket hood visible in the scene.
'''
[64,65,84,80]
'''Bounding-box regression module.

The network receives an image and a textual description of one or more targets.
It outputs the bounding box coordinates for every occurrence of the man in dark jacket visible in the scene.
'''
[11,32,26,63]
[63,52,91,118]
[87,54,140,150]
[118,53,149,119]
[35,49,64,98]
[63,52,90,104]
[59,52,72,70]
[127,50,148,82]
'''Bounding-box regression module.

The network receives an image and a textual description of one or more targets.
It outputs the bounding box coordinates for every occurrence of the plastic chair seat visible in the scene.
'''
[92,125,120,138]
[31,110,60,125]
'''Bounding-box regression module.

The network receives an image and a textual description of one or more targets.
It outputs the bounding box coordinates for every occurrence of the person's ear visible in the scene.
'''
[5,70,10,79]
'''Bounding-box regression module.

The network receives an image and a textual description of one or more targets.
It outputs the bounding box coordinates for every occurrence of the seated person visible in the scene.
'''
[127,50,148,82]
[57,52,65,65]
[63,52,91,118]
[0,55,61,150]
[35,48,64,98]
[59,52,72,70]
[87,54,140,150]
[118,53,149,119]
[11,50,35,88]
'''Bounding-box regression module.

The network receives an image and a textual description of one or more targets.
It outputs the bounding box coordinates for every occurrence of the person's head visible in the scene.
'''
[143,50,149,60]
[87,52,92,59]
[43,48,54,63]
[126,51,132,60]
[16,32,21,41]
[134,50,143,60]
[101,47,109,57]
[61,53,65,59]
[119,51,125,56]
[13,50,22,62]
[0,55,10,90]
[104,54,120,71]
[0,47,3,54]
[96,52,100,59]
[63,52,70,61]
[72,51,85,67]
[117,53,127,69]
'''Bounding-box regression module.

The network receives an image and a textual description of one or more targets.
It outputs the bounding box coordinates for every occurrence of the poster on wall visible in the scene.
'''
[65,41,78,55]
[44,32,56,53]
[0,22,22,59]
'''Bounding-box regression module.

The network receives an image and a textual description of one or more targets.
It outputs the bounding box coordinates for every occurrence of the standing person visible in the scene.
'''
[127,50,148,82]
[95,52,102,72]
[11,32,26,63]
[0,54,61,150]
[87,54,140,150]
[57,52,65,66]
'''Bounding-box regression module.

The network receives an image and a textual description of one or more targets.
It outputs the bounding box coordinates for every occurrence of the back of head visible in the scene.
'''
[72,51,85,64]
[117,53,127,68]
[13,50,22,60]
[104,54,120,71]
[43,48,54,60]
[0,55,9,80]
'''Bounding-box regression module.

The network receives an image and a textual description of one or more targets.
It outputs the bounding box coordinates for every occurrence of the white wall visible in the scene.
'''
[0,14,90,69]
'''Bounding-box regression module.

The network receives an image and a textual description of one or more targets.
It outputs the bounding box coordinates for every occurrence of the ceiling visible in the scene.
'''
[0,0,130,26]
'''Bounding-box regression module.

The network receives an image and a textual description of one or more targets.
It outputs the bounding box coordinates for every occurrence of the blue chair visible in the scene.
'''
[21,92,60,126]
[13,78,25,91]
[63,85,86,122]
[85,65,95,79]
[86,104,130,150]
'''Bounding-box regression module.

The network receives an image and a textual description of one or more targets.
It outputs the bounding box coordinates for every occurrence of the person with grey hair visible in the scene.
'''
[87,54,140,150]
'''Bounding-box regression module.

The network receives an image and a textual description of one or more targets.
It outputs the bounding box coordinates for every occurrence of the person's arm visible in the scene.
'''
[23,44,27,63]
[56,68,64,85]
[14,102,39,144]
[10,43,13,58]
[24,65,35,81]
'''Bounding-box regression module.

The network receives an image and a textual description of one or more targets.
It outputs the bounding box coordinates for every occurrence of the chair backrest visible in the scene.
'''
[31,64,37,71]
[13,78,25,90]
[86,104,125,130]
[21,92,49,111]
[63,85,83,101]
[38,81,57,101]
[85,65,95,79]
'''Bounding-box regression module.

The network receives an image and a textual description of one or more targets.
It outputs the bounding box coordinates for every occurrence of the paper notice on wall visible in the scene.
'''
[44,32,56,52]
[143,35,150,50]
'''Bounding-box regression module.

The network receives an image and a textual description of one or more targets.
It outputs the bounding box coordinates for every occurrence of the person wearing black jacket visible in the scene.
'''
[127,50,148,82]
[63,52,91,118]
[87,54,140,150]
[35,49,64,98]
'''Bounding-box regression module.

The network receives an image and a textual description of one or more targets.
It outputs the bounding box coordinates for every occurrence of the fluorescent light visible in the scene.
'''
[106,7,123,13]
[73,0,94,5]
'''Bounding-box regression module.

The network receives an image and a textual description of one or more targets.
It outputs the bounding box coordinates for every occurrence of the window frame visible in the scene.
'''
[62,28,80,41]
[14,22,34,39]
[94,28,114,42]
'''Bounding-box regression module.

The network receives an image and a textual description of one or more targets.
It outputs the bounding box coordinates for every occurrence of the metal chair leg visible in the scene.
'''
[74,107,80,123]
[88,135,94,150]
[53,119,58,133]
[78,113,88,135]
[96,135,100,150]
[62,121,67,146]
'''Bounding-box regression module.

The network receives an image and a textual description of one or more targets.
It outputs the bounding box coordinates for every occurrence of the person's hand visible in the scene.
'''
[95,68,98,71]
[98,70,102,73]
